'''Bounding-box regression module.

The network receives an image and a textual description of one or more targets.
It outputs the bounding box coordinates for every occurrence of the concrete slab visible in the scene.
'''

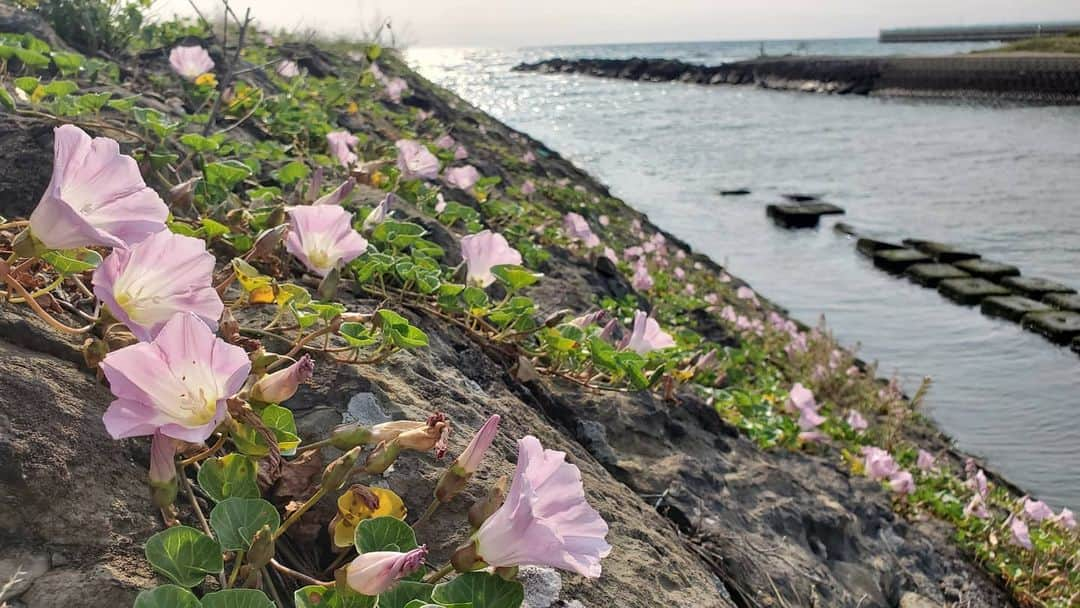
[904,263,970,287]
[980,295,1052,323]
[938,278,1012,305]
[953,258,1020,281]
[1044,292,1080,312]
[833,222,858,236]
[766,202,845,228]
[1022,310,1080,345]
[873,248,932,273]
[1000,276,1076,301]
[720,188,751,196]
[856,238,903,257]
[901,239,981,263]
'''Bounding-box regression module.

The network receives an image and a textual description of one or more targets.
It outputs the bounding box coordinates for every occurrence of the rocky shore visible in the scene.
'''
[0,5,1066,608]
[513,54,1080,103]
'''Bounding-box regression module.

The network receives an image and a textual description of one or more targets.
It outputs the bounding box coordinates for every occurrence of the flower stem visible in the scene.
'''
[227,550,245,588]
[0,265,95,334]
[273,487,328,540]
[0,220,28,231]
[180,465,227,588]
[296,437,333,454]
[269,558,332,587]
[179,434,228,466]
[413,497,440,527]
[422,562,454,584]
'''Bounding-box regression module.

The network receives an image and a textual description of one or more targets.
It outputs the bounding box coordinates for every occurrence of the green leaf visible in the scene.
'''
[371,221,426,250]
[294,585,376,608]
[14,76,39,94]
[202,217,231,239]
[42,80,78,97]
[339,322,378,348]
[197,454,260,502]
[490,265,541,290]
[180,133,221,153]
[50,51,84,76]
[366,44,382,61]
[0,87,13,111]
[143,525,223,587]
[431,572,524,608]
[107,97,138,112]
[204,160,253,190]
[14,48,50,69]
[355,516,418,554]
[272,160,310,185]
[378,581,433,608]
[261,404,301,455]
[201,589,275,608]
[133,585,201,608]
[210,498,281,551]
[75,92,111,113]
[40,248,102,275]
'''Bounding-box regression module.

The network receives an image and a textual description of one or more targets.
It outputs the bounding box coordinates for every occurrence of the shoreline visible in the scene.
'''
[513,54,1080,103]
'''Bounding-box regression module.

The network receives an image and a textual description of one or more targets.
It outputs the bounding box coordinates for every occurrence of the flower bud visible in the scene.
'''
[468,475,508,530]
[493,565,518,581]
[330,422,373,450]
[321,446,362,491]
[345,545,428,595]
[246,524,275,568]
[370,413,451,457]
[450,540,483,573]
[11,228,45,258]
[167,177,198,210]
[250,354,314,404]
[316,266,341,301]
[435,415,499,504]
[362,440,401,475]
[250,224,287,259]
[265,205,287,228]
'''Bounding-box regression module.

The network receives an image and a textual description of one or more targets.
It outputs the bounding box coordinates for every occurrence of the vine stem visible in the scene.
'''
[269,558,332,587]
[422,562,454,584]
[296,437,333,454]
[227,549,245,588]
[273,487,328,540]
[413,497,440,527]
[180,465,227,587]
[0,220,28,230]
[1,264,95,334]
[179,433,228,466]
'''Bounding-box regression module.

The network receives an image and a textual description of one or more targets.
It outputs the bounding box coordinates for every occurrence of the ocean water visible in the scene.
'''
[407,39,1080,508]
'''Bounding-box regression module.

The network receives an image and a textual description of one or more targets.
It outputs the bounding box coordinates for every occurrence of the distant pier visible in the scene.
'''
[880,21,1080,43]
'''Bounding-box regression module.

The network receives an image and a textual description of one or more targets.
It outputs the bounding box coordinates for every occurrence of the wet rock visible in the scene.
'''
[767,202,844,228]
[856,238,903,257]
[1022,310,1080,345]
[904,263,970,287]
[833,222,859,236]
[781,193,820,202]
[902,239,981,264]
[980,295,1052,323]
[873,248,932,273]
[953,258,1021,281]
[719,188,751,196]
[1044,292,1080,312]
[937,278,1011,305]
[999,276,1076,301]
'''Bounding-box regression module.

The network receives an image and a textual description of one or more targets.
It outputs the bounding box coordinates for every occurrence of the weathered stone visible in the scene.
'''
[873,248,932,273]
[902,239,981,263]
[1000,276,1076,301]
[938,278,1011,305]
[1045,292,1080,312]
[782,193,819,202]
[899,592,942,608]
[1022,310,1080,345]
[0,550,50,601]
[856,238,903,257]
[953,258,1021,281]
[719,188,751,196]
[904,263,970,287]
[834,222,858,236]
[980,295,1052,323]
[519,566,563,608]
[766,202,844,228]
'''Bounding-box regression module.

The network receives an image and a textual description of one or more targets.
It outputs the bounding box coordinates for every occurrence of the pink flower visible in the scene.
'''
[1052,508,1077,530]
[149,432,177,485]
[29,125,167,249]
[460,230,522,288]
[276,60,301,78]
[563,212,600,248]
[602,247,617,264]
[631,264,653,291]
[369,62,386,81]
[326,131,359,167]
[472,436,610,577]
[384,77,408,103]
[798,407,826,431]
[362,194,393,231]
[673,267,685,280]
[719,272,732,283]
[785,383,816,415]
[453,145,469,160]
[313,178,356,207]
[620,310,675,355]
[445,165,481,191]
[522,150,536,164]
[736,286,759,306]
[861,447,899,481]
[720,305,736,322]
[346,546,428,595]
[251,354,314,404]
[967,469,989,498]
[916,449,935,471]
[598,215,609,226]
[395,139,440,181]
[521,180,536,196]
[623,246,644,260]
[798,431,827,443]
[435,135,456,149]
[101,313,250,443]
[569,310,607,328]
[1009,516,1032,550]
[169,45,214,80]
[964,494,989,519]
[434,193,447,213]
[1022,498,1054,522]
[889,471,915,495]
[92,230,222,342]
[457,414,500,474]
[845,410,868,432]
[285,205,369,277]
[704,293,719,305]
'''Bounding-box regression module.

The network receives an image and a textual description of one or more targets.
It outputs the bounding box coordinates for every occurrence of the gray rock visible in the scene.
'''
[899,591,942,608]
[344,391,394,426]
[520,566,562,608]
[0,551,49,600]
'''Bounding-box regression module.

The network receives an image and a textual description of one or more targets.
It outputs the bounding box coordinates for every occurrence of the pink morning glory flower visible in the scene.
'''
[916,449,935,471]
[435,135,455,149]
[434,193,447,213]
[736,286,759,306]
[276,59,301,78]
[456,414,500,475]
[471,435,610,577]
[395,139,440,181]
[313,178,356,207]
[602,247,617,264]
[149,431,177,485]
[285,205,369,277]
[250,354,314,404]
[169,45,214,80]
[346,546,428,595]
[861,447,899,481]
[92,230,222,342]
[1009,516,1032,550]
[384,77,408,102]
[888,471,915,495]
[798,407,826,431]
[101,313,250,443]
[1022,498,1054,522]
[967,469,989,498]
[620,310,675,355]
[964,495,989,519]
[845,410,868,432]
[623,246,644,260]
[326,130,359,167]
[785,383,816,414]
[704,293,719,305]
[521,180,536,196]
[631,263,653,291]
[1052,508,1077,530]
[362,193,394,232]
[460,230,522,288]
[445,165,481,191]
[29,125,168,250]
[673,267,685,280]
[562,212,601,248]
[453,145,469,160]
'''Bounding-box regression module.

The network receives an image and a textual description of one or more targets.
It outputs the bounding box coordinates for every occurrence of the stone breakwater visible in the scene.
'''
[513,54,1080,103]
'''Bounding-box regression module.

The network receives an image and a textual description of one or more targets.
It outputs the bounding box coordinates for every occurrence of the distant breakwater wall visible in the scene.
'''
[512,55,1080,103]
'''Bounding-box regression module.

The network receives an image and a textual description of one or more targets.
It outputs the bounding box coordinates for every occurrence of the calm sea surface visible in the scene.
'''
[407,39,1080,507]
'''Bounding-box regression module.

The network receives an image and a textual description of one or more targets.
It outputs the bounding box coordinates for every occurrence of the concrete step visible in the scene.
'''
[980,295,1052,323]
[953,258,1021,281]
[767,202,845,228]
[904,263,970,287]
[938,277,1012,305]
[1022,310,1080,345]
[1000,276,1076,301]
[856,238,903,257]
[873,248,933,273]
[1044,292,1080,312]
[902,239,981,263]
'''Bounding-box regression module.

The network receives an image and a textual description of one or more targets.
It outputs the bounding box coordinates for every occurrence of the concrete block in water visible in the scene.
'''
[1022,310,1080,345]
[902,239,981,263]
[856,238,903,257]
[1044,292,1080,312]
[873,248,932,273]
[953,258,1020,281]
[938,278,1011,305]
[720,188,751,196]
[904,263,970,287]
[766,202,845,228]
[1000,276,1076,301]
[980,295,1052,323]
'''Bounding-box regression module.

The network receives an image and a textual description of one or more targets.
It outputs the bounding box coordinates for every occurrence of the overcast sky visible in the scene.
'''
[154,1,1080,47]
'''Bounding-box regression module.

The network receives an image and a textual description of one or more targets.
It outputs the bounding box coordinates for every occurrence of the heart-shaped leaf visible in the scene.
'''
[210,498,281,551]
[355,516,418,554]
[197,453,260,502]
[201,588,275,608]
[294,585,376,608]
[133,585,201,608]
[378,581,433,608]
[432,573,523,608]
[144,525,223,587]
